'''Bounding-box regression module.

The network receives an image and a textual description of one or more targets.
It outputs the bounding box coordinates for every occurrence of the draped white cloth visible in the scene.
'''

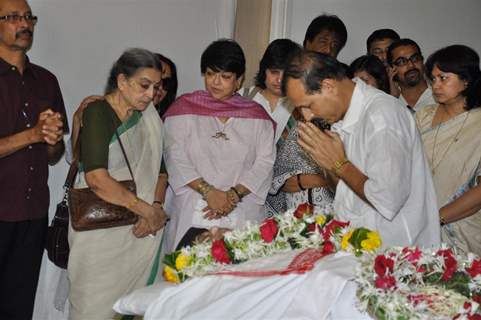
[114,251,372,320]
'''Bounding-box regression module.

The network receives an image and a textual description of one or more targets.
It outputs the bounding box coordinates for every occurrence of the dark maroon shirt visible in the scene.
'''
[0,57,68,221]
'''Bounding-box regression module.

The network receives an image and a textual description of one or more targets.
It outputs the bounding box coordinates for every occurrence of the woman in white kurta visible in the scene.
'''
[163,40,276,252]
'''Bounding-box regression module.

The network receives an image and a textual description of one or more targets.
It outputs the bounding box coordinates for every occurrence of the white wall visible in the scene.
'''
[28,1,235,319]
[286,0,481,65]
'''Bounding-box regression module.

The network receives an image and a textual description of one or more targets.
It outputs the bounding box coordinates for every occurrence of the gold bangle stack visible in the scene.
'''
[331,158,349,176]
[126,196,139,210]
[440,214,447,226]
[198,180,213,200]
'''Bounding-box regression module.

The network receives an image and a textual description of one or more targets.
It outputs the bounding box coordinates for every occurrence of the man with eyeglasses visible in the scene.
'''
[387,38,435,112]
[0,0,67,318]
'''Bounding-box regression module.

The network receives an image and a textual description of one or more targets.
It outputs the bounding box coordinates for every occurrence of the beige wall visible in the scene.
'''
[234,0,272,87]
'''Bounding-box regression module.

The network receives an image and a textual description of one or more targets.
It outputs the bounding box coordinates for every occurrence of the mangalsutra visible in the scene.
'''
[430,111,469,175]
[212,118,230,141]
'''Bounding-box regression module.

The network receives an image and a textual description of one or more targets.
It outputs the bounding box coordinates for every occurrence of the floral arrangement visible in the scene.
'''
[356,245,481,320]
[163,203,381,284]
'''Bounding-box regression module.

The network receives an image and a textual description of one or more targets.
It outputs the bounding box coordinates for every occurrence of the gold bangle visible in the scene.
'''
[440,214,447,226]
[126,196,139,210]
[153,200,164,209]
[197,180,213,200]
[331,158,349,176]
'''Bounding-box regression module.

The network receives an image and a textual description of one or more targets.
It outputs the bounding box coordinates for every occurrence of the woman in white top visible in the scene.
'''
[243,39,301,143]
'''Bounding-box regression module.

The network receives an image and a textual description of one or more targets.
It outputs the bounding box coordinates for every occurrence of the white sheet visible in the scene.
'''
[114,251,373,319]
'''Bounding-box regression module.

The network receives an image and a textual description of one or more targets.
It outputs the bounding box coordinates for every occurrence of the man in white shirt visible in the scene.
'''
[282,50,440,247]
[387,38,435,112]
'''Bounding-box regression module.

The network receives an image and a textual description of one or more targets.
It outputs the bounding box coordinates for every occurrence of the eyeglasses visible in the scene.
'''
[393,53,423,67]
[0,14,38,25]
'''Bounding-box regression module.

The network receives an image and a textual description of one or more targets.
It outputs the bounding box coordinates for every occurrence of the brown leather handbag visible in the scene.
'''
[68,128,138,231]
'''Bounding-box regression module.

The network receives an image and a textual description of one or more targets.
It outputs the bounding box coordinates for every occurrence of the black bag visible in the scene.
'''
[45,160,77,269]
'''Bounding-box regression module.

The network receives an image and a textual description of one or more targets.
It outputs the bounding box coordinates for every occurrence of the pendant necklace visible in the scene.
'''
[212,118,230,141]
[430,109,469,175]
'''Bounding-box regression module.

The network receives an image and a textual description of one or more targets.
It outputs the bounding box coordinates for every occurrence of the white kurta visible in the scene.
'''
[248,87,294,143]
[163,114,275,253]
[399,86,435,113]
[332,79,440,248]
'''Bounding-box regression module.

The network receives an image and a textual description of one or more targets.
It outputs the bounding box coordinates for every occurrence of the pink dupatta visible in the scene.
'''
[163,90,276,129]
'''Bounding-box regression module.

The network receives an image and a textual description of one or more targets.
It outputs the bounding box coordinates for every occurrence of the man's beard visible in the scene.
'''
[404,68,422,87]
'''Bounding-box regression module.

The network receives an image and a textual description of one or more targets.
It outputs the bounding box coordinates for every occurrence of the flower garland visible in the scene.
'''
[356,245,481,320]
[163,203,381,284]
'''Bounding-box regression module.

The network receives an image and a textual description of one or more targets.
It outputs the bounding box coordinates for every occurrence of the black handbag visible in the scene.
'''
[45,158,77,269]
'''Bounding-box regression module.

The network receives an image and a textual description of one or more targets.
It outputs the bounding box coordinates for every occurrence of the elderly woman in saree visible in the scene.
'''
[416,45,481,255]
[67,48,169,319]
[162,39,275,252]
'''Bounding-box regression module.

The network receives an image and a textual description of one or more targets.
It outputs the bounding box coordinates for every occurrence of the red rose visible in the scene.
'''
[472,294,481,304]
[293,203,313,219]
[211,239,231,264]
[260,218,278,243]
[306,223,317,234]
[374,275,396,289]
[468,315,481,320]
[322,240,335,254]
[321,220,350,240]
[466,259,481,278]
[402,247,422,263]
[374,255,395,277]
[437,248,457,281]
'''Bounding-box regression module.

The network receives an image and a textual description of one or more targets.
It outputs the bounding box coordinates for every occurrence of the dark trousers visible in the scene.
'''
[0,216,48,320]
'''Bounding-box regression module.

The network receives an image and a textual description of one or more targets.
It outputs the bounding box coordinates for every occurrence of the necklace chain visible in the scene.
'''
[212,118,230,141]
[430,108,469,175]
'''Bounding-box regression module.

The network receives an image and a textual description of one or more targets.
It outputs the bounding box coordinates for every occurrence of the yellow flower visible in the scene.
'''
[175,254,192,271]
[315,214,326,225]
[163,265,180,284]
[341,230,354,250]
[360,232,382,251]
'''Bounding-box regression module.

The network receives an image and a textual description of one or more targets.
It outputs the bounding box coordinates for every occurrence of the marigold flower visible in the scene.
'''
[315,214,326,225]
[341,230,354,250]
[163,265,180,284]
[361,232,381,251]
[175,254,192,271]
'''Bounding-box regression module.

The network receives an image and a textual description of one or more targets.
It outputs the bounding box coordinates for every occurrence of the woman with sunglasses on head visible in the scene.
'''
[153,53,178,117]
[416,45,481,256]
[67,48,169,319]
[162,39,275,252]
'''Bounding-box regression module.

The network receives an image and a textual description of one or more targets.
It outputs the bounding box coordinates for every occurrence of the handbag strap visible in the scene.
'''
[66,107,136,189]
[113,127,136,185]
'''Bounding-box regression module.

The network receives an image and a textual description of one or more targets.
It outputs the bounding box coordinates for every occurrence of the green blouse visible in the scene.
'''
[80,100,122,173]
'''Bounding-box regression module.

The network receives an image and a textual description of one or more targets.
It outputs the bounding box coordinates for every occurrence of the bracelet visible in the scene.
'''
[126,196,139,210]
[331,158,349,176]
[230,187,242,202]
[440,214,447,226]
[153,200,164,208]
[297,174,305,191]
[197,180,213,201]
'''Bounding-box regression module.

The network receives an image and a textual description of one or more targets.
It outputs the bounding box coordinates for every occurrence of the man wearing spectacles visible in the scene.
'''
[0,0,68,318]
[387,38,435,112]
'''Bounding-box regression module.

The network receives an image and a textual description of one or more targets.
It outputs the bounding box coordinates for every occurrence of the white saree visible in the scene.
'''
[68,105,166,320]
